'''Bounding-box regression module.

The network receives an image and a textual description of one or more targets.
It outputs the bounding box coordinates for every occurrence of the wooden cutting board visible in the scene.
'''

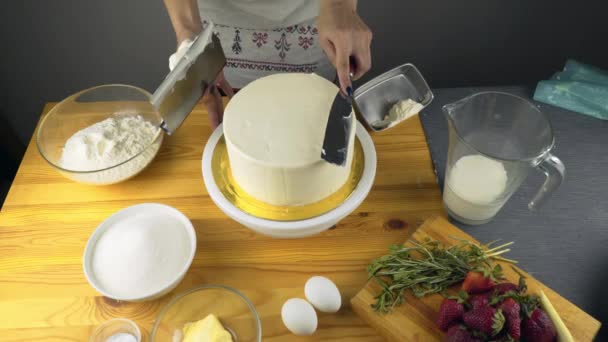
[351,215,601,341]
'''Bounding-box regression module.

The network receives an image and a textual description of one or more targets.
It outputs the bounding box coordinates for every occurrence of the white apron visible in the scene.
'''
[197,0,335,88]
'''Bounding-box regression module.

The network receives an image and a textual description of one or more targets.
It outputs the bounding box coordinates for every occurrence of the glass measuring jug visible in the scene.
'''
[442,92,565,225]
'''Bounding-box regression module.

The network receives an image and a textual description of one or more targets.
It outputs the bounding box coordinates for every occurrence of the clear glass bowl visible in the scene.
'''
[151,285,262,342]
[36,84,164,185]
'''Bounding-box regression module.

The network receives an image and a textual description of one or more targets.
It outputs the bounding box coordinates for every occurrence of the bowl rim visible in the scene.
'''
[201,121,377,237]
[89,318,142,342]
[82,203,197,301]
[150,284,262,342]
[35,83,164,174]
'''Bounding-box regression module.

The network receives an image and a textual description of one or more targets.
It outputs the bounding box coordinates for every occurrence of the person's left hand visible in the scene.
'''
[202,71,234,129]
[318,0,372,94]
[169,40,234,129]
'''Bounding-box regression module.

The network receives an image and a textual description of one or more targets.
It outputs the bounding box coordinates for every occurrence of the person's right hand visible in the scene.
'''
[169,38,234,129]
[318,0,372,95]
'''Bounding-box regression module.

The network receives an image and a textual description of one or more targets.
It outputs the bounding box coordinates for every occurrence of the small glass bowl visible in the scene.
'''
[151,285,262,342]
[36,84,164,185]
[90,318,141,342]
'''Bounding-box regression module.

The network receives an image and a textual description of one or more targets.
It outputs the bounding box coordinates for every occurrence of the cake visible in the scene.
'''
[223,73,356,206]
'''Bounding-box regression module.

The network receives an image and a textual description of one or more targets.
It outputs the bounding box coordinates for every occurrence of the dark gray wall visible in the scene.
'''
[1,0,607,145]
[0,1,175,144]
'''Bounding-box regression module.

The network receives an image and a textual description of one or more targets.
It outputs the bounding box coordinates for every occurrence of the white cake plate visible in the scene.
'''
[202,121,377,238]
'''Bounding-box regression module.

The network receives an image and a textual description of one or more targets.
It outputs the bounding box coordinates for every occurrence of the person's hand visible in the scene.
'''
[176,29,201,50]
[169,39,234,129]
[202,71,234,129]
[318,0,372,94]
[164,0,203,49]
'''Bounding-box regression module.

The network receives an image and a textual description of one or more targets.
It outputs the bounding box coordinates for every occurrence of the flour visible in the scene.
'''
[385,99,423,128]
[60,115,162,184]
[91,212,191,299]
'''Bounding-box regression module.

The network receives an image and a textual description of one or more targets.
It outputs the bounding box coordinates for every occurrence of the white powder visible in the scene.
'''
[91,212,191,299]
[385,99,424,128]
[60,115,162,185]
[105,333,137,342]
[443,155,508,222]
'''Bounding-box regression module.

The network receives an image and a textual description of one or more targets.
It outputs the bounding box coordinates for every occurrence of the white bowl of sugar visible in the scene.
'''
[83,203,197,302]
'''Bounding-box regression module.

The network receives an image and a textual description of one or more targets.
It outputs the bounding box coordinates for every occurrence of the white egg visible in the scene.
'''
[304,276,342,313]
[281,298,318,335]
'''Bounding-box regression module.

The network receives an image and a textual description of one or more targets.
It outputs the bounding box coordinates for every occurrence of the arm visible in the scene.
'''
[163,0,203,46]
[318,0,373,94]
[163,0,234,128]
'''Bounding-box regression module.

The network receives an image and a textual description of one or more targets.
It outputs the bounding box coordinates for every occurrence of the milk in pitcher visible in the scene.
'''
[443,155,508,224]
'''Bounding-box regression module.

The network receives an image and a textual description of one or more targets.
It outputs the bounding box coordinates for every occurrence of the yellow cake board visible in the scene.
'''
[212,137,365,221]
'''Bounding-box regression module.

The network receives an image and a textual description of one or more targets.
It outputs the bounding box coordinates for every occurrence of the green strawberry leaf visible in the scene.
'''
[491,264,504,281]
[511,266,528,293]
[492,309,506,336]
[490,293,504,306]
[490,290,520,306]
[456,290,469,304]
[519,294,541,318]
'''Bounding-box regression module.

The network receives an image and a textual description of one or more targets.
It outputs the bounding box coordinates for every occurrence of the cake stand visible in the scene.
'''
[202,121,377,238]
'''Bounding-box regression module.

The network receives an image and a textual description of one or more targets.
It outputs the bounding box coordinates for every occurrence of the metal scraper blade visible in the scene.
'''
[321,92,353,166]
[151,24,226,135]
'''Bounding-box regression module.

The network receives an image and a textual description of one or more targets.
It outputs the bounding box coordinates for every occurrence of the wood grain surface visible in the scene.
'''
[0,100,444,341]
[351,215,601,342]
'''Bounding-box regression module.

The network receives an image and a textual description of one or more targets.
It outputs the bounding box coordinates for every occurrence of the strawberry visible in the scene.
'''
[463,306,505,336]
[499,298,521,340]
[462,272,494,294]
[494,282,518,295]
[462,265,503,294]
[490,334,518,342]
[437,298,465,331]
[468,292,491,308]
[522,308,557,342]
[444,324,483,342]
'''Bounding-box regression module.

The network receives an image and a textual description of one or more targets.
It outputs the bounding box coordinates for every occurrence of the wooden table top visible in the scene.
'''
[0,101,444,341]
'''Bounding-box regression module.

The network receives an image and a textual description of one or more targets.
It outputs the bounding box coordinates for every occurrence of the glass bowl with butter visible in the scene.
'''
[151,285,261,342]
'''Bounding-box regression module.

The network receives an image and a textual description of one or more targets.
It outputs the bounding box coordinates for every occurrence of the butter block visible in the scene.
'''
[182,314,233,342]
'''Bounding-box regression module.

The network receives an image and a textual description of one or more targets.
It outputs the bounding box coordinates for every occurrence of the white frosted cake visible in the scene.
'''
[223,73,356,206]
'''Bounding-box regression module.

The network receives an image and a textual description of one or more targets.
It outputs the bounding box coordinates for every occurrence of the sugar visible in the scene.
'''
[91,212,191,298]
[105,333,137,342]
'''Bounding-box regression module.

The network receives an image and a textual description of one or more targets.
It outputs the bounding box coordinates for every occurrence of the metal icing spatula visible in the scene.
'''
[321,69,355,167]
[150,23,226,135]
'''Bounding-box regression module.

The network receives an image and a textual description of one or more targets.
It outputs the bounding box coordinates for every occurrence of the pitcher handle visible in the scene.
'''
[528,153,565,210]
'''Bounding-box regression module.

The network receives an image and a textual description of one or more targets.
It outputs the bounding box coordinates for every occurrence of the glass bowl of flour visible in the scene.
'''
[36,84,164,185]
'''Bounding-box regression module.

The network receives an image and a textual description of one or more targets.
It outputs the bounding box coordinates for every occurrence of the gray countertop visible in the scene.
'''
[419,86,607,338]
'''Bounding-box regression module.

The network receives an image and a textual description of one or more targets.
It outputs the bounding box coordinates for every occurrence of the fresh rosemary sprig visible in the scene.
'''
[367,237,517,313]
